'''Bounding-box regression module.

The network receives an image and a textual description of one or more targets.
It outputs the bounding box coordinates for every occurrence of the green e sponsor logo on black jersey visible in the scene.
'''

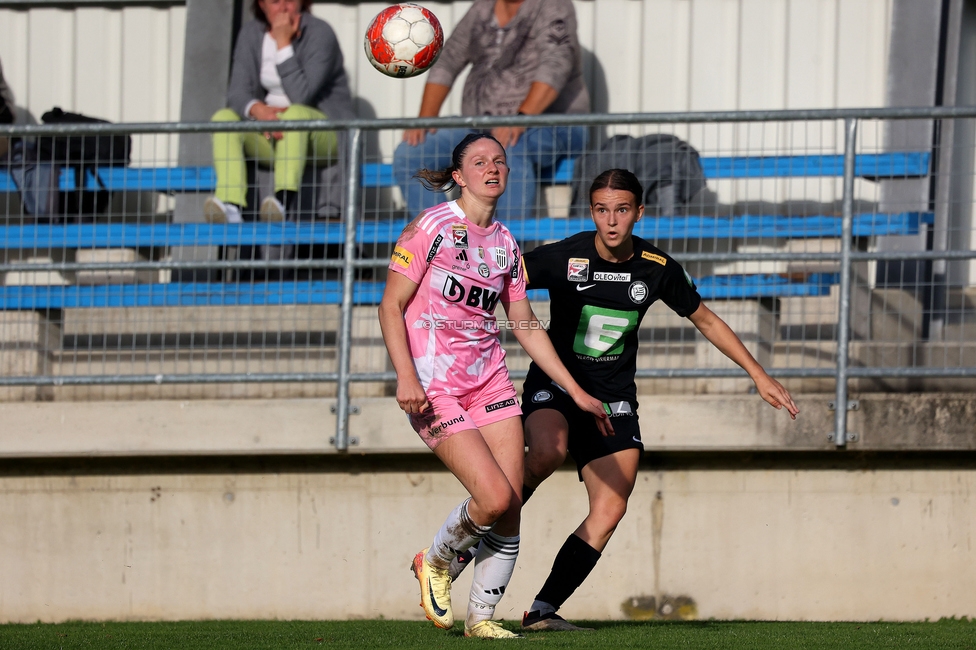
[573,305,638,358]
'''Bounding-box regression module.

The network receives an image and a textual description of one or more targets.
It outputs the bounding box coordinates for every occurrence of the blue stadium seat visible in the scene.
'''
[0,212,934,250]
[0,274,837,309]
[0,152,932,194]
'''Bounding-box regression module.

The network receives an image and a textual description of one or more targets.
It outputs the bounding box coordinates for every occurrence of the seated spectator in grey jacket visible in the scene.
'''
[394,0,590,220]
[206,0,354,224]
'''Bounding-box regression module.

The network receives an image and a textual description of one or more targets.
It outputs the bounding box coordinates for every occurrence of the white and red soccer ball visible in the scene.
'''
[364,3,444,78]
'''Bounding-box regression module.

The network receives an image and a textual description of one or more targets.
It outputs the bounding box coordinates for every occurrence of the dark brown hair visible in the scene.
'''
[252,0,313,26]
[415,133,505,192]
[589,168,644,206]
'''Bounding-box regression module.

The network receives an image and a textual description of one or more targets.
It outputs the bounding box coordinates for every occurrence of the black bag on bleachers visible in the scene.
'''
[37,107,131,216]
[0,94,13,125]
[570,134,707,217]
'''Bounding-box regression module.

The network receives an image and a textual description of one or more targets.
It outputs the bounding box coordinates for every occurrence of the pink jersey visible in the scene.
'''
[388,201,527,398]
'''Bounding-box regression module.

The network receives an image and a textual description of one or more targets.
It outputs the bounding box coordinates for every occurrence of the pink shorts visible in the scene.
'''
[408,370,522,450]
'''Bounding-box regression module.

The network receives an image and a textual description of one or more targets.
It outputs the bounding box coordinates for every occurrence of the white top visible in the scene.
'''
[244,33,294,118]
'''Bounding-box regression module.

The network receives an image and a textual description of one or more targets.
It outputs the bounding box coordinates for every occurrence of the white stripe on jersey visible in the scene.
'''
[418,206,455,234]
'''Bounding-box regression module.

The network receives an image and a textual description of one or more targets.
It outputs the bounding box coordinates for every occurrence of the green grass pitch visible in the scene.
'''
[1,619,975,650]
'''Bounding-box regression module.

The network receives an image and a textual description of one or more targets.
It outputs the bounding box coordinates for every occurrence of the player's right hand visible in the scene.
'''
[755,374,799,420]
[403,128,436,146]
[574,394,614,437]
[396,378,430,414]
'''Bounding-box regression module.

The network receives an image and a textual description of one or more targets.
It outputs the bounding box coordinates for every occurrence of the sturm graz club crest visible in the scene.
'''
[628,281,648,304]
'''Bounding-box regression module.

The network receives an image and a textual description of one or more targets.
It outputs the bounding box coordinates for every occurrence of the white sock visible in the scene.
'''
[466,532,520,627]
[224,202,243,224]
[426,498,492,569]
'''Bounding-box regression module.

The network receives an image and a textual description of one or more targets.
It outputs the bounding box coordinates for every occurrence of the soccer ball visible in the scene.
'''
[364,3,444,78]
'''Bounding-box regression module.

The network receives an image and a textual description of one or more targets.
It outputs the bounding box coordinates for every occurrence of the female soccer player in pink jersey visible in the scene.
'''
[378,133,611,639]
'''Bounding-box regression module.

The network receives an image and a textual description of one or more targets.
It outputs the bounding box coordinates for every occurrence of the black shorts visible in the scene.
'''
[521,370,643,481]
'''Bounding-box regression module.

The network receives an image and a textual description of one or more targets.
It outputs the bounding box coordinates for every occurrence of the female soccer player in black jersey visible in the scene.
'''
[452,168,799,631]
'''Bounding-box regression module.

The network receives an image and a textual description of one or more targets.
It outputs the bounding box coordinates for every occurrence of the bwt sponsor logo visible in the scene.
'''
[442,274,500,311]
[419,319,550,331]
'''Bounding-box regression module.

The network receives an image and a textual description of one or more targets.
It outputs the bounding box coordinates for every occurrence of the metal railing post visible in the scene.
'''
[334,127,363,451]
[833,118,858,448]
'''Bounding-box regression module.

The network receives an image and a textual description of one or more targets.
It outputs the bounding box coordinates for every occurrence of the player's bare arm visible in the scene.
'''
[688,302,799,419]
[505,297,614,436]
[378,271,429,414]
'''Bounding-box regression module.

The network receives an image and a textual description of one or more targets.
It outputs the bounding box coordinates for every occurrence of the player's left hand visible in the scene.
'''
[755,374,799,420]
[573,393,615,437]
[491,125,525,148]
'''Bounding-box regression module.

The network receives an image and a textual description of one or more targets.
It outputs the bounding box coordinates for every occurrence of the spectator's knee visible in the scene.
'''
[211,108,240,123]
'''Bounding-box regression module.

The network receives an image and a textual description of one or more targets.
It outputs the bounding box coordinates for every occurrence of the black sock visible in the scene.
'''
[534,533,601,611]
[275,189,297,210]
[522,484,536,504]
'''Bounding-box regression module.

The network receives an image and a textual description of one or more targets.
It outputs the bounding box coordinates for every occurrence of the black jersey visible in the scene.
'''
[523,231,702,403]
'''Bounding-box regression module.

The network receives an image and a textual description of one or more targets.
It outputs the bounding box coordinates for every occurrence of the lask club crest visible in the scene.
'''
[493,247,509,271]
[567,257,589,282]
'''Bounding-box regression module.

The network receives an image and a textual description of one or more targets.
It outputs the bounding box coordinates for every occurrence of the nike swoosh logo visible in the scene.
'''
[576,284,596,291]
[428,576,448,617]
[633,436,643,444]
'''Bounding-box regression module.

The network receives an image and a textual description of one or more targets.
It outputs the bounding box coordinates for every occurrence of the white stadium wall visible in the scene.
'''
[0,0,893,162]
[0,4,186,166]
[1,461,975,623]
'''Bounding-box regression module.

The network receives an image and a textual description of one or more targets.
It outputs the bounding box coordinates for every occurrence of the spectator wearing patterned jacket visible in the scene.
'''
[393,0,589,220]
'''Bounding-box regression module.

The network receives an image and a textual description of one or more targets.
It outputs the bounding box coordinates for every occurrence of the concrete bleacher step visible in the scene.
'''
[1,255,69,286]
[0,282,964,402]
[0,304,393,402]
[74,249,157,285]
[0,311,59,401]
[779,282,923,343]
[711,239,843,277]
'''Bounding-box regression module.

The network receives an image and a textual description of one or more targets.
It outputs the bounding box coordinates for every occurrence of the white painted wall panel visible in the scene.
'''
[0,5,186,167]
[641,0,692,114]
[593,0,643,115]
[0,0,895,167]
[689,0,740,113]
[27,9,76,115]
[738,0,787,111]
[0,10,30,122]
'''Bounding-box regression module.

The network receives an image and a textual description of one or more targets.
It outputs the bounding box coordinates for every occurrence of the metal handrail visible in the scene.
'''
[3,105,976,138]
